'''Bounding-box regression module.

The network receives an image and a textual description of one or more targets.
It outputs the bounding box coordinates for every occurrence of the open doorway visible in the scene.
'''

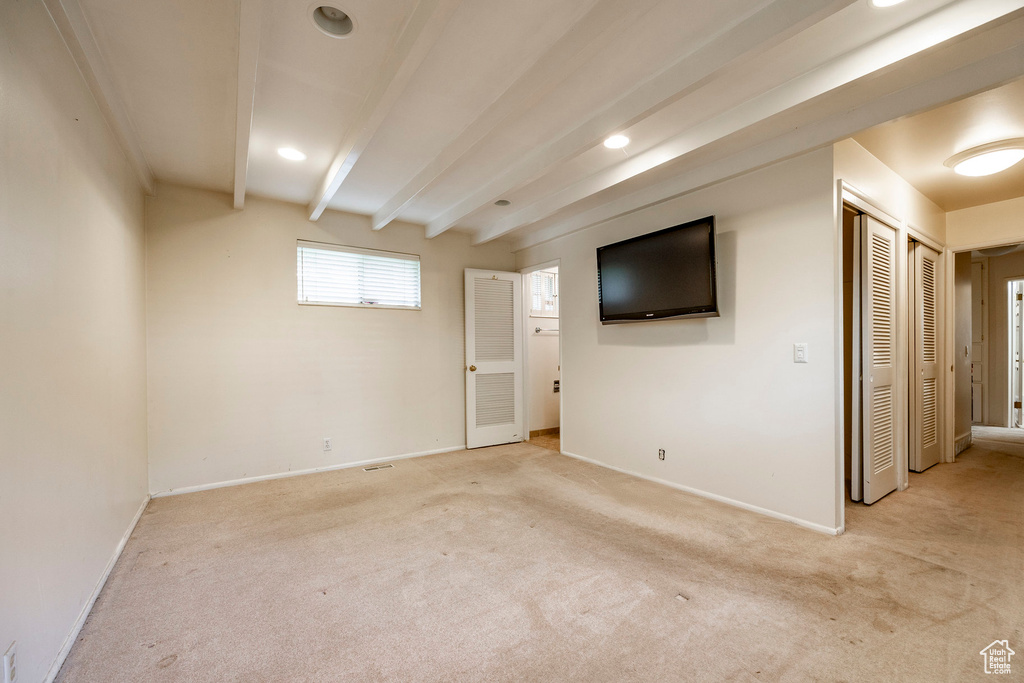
[949,245,1024,456]
[521,262,561,453]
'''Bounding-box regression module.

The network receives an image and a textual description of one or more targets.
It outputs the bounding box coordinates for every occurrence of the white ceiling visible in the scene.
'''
[61,0,1024,248]
[854,77,1024,212]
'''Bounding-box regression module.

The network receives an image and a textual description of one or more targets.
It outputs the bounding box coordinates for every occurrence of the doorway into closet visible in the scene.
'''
[843,202,944,506]
[521,263,561,453]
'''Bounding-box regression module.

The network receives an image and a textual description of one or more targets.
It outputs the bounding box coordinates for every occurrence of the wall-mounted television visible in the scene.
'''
[597,215,718,323]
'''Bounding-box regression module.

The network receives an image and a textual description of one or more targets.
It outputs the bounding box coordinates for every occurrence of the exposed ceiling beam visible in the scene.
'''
[233,0,263,210]
[474,0,1024,245]
[42,0,154,194]
[511,17,1024,252]
[422,0,858,238]
[307,0,462,221]
[369,0,668,232]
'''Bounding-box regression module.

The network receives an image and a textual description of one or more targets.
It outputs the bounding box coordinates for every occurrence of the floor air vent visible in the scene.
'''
[363,464,394,472]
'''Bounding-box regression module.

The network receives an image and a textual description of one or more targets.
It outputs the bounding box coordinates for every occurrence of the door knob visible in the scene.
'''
[469,365,477,372]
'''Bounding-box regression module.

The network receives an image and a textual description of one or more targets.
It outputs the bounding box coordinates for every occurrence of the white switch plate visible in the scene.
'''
[323,438,332,452]
[3,641,16,683]
[794,343,809,363]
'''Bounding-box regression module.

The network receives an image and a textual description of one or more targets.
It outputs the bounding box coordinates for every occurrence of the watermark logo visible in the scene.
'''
[980,640,1015,674]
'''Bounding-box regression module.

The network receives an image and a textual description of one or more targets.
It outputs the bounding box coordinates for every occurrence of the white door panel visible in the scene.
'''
[861,216,898,504]
[465,269,524,449]
[910,243,942,472]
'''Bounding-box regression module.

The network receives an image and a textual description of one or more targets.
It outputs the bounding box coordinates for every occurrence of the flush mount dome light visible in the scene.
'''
[603,134,630,149]
[870,0,906,7]
[277,147,307,161]
[494,199,511,206]
[310,5,354,38]
[944,138,1024,177]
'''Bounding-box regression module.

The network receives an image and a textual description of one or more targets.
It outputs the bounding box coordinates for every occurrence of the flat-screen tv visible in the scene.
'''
[597,215,718,323]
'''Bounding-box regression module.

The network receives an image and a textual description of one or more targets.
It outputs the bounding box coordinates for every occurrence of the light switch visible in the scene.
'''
[794,343,809,363]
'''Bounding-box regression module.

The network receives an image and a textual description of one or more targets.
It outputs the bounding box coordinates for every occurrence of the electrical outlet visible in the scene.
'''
[793,343,809,363]
[323,438,332,452]
[4,641,16,683]
[658,449,666,461]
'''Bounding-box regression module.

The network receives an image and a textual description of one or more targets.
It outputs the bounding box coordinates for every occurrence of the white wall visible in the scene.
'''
[527,300,560,433]
[516,149,839,532]
[947,195,1024,250]
[0,3,149,681]
[146,184,514,493]
[834,139,945,244]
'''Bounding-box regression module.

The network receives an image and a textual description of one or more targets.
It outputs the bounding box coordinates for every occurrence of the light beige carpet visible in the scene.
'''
[972,425,1024,458]
[58,442,1023,681]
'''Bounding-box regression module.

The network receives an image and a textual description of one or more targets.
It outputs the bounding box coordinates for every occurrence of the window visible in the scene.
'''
[297,241,421,309]
[530,270,558,318]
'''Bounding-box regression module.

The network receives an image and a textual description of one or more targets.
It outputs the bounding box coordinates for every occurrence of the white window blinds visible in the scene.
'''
[297,241,421,309]
[530,270,558,317]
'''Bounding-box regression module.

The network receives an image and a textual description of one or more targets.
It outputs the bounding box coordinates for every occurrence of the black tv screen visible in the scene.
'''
[597,216,718,323]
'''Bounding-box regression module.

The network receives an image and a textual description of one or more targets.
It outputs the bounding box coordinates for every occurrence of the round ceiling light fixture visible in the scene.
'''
[277,147,307,161]
[603,134,630,149]
[977,245,1021,258]
[310,5,354,38]
[944,138,1024,177]
[870,0,906,7]
[494,199,511,206]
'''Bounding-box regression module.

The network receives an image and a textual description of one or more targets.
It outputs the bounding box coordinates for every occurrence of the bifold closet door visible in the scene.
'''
[911,243,942,472]
[465,269,524,449]
[861,216,898,504]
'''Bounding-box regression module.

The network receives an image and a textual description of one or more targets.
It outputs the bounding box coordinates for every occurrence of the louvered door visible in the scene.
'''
[465,269,524,449]
[861,217,898,504]
[911,243,942,472]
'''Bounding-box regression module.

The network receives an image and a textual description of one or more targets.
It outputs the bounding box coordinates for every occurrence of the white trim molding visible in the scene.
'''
[954,430,973,457]
[560,451,843,536]
[150,446,466,498]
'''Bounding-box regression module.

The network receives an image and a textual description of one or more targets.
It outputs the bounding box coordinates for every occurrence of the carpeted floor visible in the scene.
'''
[57,442,1023,682]
[972,425,1024,457]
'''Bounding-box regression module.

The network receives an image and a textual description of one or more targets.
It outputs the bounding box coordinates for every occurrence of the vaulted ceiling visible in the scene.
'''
[45,0,1024,249]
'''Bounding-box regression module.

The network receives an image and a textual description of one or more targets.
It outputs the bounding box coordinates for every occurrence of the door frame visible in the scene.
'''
[519,259,561,444]
[1003,275,1024,428]
[837,182,954,530]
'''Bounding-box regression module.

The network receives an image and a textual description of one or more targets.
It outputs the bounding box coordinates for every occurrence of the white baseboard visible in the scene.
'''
[560,450,841,536]
[45,494,150,683]
[954,430,973,456]
[150,445,467,498]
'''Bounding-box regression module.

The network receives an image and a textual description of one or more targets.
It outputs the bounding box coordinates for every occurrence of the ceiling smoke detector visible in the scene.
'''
[311,5,354,38]
[944,138,1024,177]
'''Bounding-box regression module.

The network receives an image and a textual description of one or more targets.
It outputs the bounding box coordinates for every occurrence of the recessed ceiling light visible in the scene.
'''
[945,139,1024,177]
[310,5,354,38]
[603,135,630,149]
[494,199,511,206]
[277,147,307,161]
[870,0,906,7]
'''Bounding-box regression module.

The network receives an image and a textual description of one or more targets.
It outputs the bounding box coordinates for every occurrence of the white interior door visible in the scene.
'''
[911,242,942,472]
[861,216,899,504]
[465,269,524,449]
